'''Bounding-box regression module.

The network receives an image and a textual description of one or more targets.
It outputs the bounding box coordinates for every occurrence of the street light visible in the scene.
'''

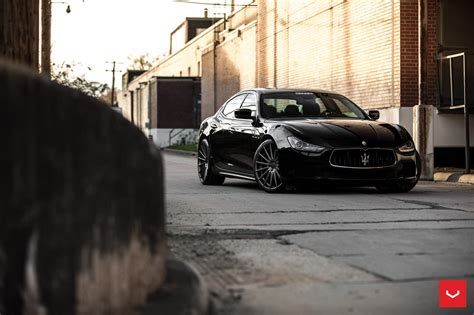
[52,1,71,14]
[41,1,84,78]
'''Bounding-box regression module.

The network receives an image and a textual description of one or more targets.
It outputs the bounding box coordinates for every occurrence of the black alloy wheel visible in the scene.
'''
[197,139,225,185]
[253,139,285,193]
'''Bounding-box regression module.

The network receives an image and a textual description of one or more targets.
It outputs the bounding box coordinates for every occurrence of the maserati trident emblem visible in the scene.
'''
[362,141,367,146]
[361,152,370,166]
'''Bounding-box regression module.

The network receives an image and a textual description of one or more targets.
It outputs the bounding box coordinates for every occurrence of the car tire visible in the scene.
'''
[253,139,285,193]
[197,139,225,185]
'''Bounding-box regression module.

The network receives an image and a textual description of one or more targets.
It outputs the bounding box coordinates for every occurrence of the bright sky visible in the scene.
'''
[51,0,235,88]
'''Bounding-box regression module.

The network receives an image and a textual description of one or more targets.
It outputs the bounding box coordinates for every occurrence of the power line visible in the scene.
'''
[173,0,256,6]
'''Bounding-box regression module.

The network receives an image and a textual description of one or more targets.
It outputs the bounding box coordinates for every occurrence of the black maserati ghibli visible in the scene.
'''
[197,88,420,193]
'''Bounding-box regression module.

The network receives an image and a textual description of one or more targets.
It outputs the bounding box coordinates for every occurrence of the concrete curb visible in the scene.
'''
[162,148,197,157]
[434,171,474,184]
[141,258,211,315]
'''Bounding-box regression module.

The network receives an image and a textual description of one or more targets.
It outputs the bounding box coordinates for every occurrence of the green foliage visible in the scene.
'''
[51,62,110,98]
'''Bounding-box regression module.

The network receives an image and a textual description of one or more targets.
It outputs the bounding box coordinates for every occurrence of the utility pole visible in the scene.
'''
[40,1,72,78]
[419,0,428,106]
[41,0,51,77]
[106,61,122,107]
[413,0,434,180]
[0,0,40,70]
[111,61,116,107]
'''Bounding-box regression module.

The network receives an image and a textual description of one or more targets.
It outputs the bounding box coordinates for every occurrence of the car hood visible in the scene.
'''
[278,119,411,148]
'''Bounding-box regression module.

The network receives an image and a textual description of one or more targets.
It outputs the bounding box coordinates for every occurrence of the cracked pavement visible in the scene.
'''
[164,152,474,315]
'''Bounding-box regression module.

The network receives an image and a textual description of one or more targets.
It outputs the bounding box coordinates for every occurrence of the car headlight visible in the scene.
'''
[288,136,327,154]
[398,140,415,153]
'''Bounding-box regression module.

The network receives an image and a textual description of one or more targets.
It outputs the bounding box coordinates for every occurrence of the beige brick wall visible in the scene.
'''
[201,47,215,120]
[118,90,131,122]
[122,4,257,127]
[201,21,257,120]
[119,85,150,132]
[122,23,220,128]
[122,0,439,129]
[257,0,402,110]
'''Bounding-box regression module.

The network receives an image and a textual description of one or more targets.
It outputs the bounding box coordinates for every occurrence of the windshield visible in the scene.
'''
[260,92,367,119]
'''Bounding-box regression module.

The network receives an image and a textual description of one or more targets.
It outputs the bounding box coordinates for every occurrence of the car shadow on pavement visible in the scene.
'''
[221,179,384,195]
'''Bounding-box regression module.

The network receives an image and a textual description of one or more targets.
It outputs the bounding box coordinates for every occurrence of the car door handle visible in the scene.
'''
[210,122,218,129]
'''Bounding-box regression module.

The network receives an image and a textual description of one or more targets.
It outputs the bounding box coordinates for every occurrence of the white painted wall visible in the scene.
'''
[149,128,198,148]
[434,111,474,147]
[377,107,474,148]
[378,107,414,136]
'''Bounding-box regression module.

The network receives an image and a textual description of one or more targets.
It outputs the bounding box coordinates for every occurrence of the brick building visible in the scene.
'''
[119,5,256,147]
[118,16,224,147]
[120,0,473,168]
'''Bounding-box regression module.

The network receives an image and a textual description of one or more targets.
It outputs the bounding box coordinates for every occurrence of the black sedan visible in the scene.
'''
[197,88,420,193]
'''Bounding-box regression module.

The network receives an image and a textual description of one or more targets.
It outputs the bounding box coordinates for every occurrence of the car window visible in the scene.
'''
[261,98,301,117]
[264,98,298,113]
[222,94,246,118]
[240,93,257,116]
[260,92,366,119]
[332,98,358,118]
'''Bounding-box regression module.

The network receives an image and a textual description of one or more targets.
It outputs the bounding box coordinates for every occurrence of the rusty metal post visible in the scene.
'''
[413,0,434,180]
[463,53,471,173]
[419,0,427,106]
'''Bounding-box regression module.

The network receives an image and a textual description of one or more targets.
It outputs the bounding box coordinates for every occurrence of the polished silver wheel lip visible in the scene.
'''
[255,142,283,190]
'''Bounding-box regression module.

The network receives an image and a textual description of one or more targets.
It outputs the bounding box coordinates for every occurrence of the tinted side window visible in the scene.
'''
[240,93,257,116]
[222,94,246,118]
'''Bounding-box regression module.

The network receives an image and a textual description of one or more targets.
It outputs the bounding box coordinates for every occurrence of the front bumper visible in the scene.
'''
[278,148,419,185]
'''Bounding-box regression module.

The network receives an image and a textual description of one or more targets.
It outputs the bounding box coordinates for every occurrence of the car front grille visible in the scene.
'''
[330,148,396,168]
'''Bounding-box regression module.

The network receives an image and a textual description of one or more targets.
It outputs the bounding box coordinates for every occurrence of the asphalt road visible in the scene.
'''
[163,152,474,315]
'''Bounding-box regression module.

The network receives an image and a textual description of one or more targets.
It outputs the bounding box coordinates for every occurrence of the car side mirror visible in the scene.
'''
[368,110,380,120]
[234,108,254,120]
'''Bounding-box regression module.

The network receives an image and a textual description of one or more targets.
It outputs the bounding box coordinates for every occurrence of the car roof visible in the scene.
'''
[240,88,339,95]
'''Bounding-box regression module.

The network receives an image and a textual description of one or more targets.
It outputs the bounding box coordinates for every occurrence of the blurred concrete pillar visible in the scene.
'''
[413,105,434,180]
[414,0,434,180]
[0,61,166,314]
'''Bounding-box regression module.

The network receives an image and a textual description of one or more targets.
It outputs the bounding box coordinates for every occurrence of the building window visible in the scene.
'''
[188,66,191,76]
[179,71,182,77]
[197,61,201,76]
